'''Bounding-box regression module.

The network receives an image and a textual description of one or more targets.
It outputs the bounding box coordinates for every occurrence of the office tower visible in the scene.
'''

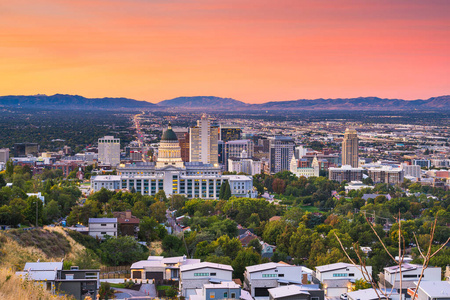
[0,148,9,163]
[189,114,219,165]
[220,127,242,143]
[328,165,363,183]
[98,136,120,166]
[173,128,190,162]
[269,136,294,173]
[13,143,39,157]
[218,140,225,165]
[342,128,359,167]
[225,139,254,169]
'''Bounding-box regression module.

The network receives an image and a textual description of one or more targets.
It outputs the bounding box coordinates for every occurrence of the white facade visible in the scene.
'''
[98,136,120,166]
[244,263,303,298]
[91,175,121,191]
[290,155,320,178]
[222,175,257,198]
[180,262,233,297]
[88,218,118,239]
[228,157,262,175]
[315,263,370,282]
[383,264,441,291]
[190,115,219,165]
[402,164,421,178]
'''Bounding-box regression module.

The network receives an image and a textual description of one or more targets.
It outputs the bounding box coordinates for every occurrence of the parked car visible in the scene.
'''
[340,294,348,300]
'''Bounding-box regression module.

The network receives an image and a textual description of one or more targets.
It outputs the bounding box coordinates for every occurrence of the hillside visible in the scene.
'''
[158,96,247,109]
[0,94,156,110]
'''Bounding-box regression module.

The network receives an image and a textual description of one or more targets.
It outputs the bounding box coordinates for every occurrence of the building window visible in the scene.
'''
[194,273,209,277]
[278,274,284,277]
[210,273,216,276]
[231,293,236,298]
[348,273,354,277]
[210,293,215,299]
[101,232,106,235]
[224,292,228,298]
[262,274,277,278]
[333,273,347,277]
[101,224,106,226]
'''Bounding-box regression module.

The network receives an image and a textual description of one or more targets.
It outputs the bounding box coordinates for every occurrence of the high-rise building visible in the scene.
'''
[342,128,359,167]
[328,165,363,183]
[225,140,254,169]
[173,128,190,162]
[98,136,120,166]
[269,136,294,173]
[0,148,9,163]
[189,115,219,165]
[13,143,39,157]
[220,127,242,143]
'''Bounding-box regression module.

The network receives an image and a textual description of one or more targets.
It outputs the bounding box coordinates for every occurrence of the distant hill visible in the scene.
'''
[0,94,156,110]
[157,96,247,109]
[251,95,450,111]
[0,94,448,111]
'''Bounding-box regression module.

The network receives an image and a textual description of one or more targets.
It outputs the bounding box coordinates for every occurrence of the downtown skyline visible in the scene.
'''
[1,0,449,103]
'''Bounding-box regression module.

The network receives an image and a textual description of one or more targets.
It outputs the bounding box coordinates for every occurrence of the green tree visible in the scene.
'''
[100,236,148,266]
[232,248,261,280]
[44,199,61,222]
[353,278,372,291]
[24,196,44,226]
[223,181,231,200]
[138,216,167,242]
[98,282,115,299]
[150,201,167,223]
[248,238,262,254]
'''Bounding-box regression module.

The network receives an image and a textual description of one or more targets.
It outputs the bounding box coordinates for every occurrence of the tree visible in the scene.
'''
[24,196,43,226]
[272,178,286,194]
[44,199,61,222]
[0,174,6,188]
[353,278,372,291]
[138,216,167,242]
[248,238,262,254]
[100,236,148,266]
[98,282,115,299]
[150,201,167,223]
[5,160,14,178]
[222,181,231,200]
[232,248,261,280]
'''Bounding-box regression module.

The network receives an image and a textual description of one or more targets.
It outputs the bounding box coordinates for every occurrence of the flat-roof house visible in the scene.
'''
[382,264,441,297]
[407,281,450,300]
[130,255,200,281]
[347,288,399,300]
[189,281,241,300]
[179,262,233,298]
[244,262,303,300]
[88,218,117,239]
[268,285,324,300]
[16,261,100,300]
[314,262,371,298]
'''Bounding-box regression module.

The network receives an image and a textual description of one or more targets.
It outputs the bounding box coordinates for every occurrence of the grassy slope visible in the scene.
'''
[0,227,89,300]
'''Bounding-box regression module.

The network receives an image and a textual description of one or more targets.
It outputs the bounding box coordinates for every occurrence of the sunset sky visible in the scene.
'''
[0,0,448,103]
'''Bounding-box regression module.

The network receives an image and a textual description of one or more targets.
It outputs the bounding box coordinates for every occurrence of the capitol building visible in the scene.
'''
[91,123,256,199]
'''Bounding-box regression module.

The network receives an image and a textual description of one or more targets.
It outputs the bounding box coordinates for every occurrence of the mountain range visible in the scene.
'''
[0,94,448,111]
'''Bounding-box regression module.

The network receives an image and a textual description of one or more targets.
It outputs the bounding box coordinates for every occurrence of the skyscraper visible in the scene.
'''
[98,136,120,166]
[189,114,219,165]
[342,128,359,167]
[269,136,294,173]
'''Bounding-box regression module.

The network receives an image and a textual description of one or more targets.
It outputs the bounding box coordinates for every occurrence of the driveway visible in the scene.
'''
[113,288,149,299]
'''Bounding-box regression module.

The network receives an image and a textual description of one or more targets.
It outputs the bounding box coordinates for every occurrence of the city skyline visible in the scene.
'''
[1,0,448,103]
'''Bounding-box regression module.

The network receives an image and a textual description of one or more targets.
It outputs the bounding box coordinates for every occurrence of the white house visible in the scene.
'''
[130,255,200,281]
[179,262,233,298]
[88,218,118,239]
[314,262,372,298]
[244,262,303,299]
[383,264,441,295]
[347,288,399,300]
[16,261,63,293]
[407,281,450,300]
[189,281,242,300]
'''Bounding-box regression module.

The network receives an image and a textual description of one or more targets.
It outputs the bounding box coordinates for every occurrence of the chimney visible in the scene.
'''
[126,210,131,219]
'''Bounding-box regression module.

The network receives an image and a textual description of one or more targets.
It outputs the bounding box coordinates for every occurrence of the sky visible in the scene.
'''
[0,0,449,104]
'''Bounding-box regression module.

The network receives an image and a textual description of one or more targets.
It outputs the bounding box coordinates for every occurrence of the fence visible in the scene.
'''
[100,265,131,279]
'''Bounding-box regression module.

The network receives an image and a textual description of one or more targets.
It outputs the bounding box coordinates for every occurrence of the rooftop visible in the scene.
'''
[180,262,233,272]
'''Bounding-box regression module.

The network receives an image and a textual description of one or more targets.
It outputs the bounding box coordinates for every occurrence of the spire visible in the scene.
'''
[168,121,172,130]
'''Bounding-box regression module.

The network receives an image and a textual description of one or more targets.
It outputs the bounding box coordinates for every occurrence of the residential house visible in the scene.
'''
[382,264,441,297]
[238,230,259,247]
[88,218,117,239]
[268,285,324,300]
[179,262,233,298]
[16,262,99,300]
[314,262,372,298]
[189,282,241,300]
[244,262,303,299]
[347,288,399,300]
[112,210,140,238]
[130,255,200,281]
[407,281,450,300]
[260,242,276,259]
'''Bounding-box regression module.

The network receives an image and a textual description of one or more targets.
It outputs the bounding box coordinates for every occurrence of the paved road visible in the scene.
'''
[140,283,157,297]
[113,288,149,299]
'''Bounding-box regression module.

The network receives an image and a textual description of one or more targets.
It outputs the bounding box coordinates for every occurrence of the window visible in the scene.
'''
[403,274,419,278]
[262,274,277,278]
[194,273,209,277]
[66,274,74,280]
[333,273,347,277]
[278,274,284,277]
[224,292,228,298]
[348,273,355,277]
[210,273,216,276]
[101,224,106,226]
[210,293,215,299]
[231,293,236,298]
[311,297,319,300]
[101,232,106,235]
